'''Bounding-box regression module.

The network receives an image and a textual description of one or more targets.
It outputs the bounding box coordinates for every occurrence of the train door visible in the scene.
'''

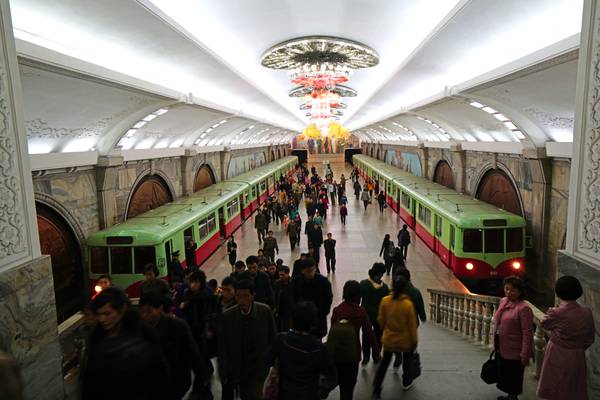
[218,207,227,239]
[164,239,173,277]
[434,215,442,254]
[183,226,195,267]
[239,194,245,219]
[449,225,456,269]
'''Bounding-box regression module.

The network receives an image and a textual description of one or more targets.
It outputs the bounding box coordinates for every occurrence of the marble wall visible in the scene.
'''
[0,256,64,400]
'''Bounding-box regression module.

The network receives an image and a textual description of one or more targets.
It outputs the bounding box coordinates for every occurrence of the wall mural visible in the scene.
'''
[227,152,266,178]
[383,149,422,177]
[292,123,359,154]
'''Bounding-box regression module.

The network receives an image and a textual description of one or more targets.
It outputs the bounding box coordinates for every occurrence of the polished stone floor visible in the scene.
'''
[201,162,538,400]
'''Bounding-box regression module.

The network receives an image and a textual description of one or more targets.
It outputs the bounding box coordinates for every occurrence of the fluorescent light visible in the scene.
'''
[469,101,485,108]
[155,108,169,115]
[133,120,147,129]
[482,106,497,114]
[143,114,158,122]
[503,121,517,130]
[211,124,219,128]
[205,128,213,133]
[513,130,526,139]
[63,138,96,153]
[125,129,137,138]
[169,138,184,148]
[219,120,227,124]
[493,113,509,122]
[200,133,207,138]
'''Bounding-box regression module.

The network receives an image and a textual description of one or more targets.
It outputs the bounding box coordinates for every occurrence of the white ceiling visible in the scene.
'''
[10,0,584,160]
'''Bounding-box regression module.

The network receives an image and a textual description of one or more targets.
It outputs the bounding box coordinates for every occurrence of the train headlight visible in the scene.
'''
[512,261,521,270]
[94,285,102,293]
[466,262,474,271]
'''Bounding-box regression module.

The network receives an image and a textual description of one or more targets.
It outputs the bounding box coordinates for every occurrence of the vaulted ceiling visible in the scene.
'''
[11,0,583,163]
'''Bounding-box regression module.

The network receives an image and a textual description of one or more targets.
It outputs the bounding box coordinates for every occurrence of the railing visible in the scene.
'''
[427,289,547,378]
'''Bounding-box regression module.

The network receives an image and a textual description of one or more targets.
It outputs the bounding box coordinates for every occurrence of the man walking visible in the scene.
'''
[397,224,411,260]
[262,231,279,263]
[323,232,337,274]
[254,210,268,245]
[218,279,276,400]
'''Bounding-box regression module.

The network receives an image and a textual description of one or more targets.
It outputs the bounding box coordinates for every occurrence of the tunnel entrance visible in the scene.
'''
[194,164,216,192]
[476,169,523,216]
[36,203,84,323]
[126,174,173,219]
[433,160,455,189]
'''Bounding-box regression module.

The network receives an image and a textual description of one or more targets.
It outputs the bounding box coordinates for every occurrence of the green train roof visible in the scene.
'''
[87,156,297,246]
[354,155,525,228]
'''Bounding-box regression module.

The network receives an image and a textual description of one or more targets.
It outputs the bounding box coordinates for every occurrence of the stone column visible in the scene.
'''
[180,149,195,197]
[0,0,64,398]
[450,144,466,193]
[560,1,600,396]
[220,147,231,181]
[416,144,429,178]
[96,155,123,229]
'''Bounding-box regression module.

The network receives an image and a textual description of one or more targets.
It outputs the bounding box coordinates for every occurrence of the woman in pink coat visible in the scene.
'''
[537,276,595,400]
[493,276,534,400]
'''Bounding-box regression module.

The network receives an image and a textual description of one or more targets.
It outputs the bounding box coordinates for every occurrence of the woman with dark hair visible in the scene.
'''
[360,263,389,364]
[265,301,337,400]
[537,276,595,400]
[227,235,237,271]
[379,235,395,276]
[493,276,534,400]
[372,276,418,398]
[329,281,380,400]
[82,287,171,400]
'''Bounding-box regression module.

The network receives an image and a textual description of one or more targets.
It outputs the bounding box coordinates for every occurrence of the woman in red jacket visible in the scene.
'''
[493,276,534,400]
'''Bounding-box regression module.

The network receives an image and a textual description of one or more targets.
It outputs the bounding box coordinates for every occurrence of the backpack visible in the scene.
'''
[326,319,359,363]
[398,229,411,245]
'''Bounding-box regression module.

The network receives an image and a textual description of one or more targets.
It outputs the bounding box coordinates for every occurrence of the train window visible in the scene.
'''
[227,200,239,217]
[110,247,132,274]
[252,187,257,197]
[90,247,109,274]
[184,226,194,242]
[244,191,250,204]
[260,180,267,191]
[435,215,442,237]
[199,218,208,239]
[207,215,216,232]
[484,229,504,253]
[418,204,431,227]
[450,225,455,248]
[401,192,411,209]
[134,247,156,274]
[463,229,482,252]
[506,228,524,252]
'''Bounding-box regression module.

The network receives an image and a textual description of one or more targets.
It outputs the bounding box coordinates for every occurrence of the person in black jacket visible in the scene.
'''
[292,257,333,339]
[265,302,337,400]
[323,233,336,274]
[243,255,274,308]
[292,253,308,278]
[379,235,395,276]
[82,287,171,400]
[273,265,294,332]
[139,292,213,400]
[180,271,212,362]
[308,223,324,266]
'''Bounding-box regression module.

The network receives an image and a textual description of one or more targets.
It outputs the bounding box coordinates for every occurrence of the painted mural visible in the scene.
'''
[227,152,266,178]
[292,123,359,154]
[383,149,422,177]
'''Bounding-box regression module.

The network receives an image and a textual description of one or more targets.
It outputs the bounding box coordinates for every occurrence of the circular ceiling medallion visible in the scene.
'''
[262,36,379,70]
[289,85,357,98]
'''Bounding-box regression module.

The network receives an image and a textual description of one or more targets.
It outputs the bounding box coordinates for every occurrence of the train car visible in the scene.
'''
[353,155,526,282]
[87,156,297,297]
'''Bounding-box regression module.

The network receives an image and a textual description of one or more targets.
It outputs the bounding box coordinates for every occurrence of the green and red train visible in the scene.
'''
[87,156,297,297]
[353,155,526,281]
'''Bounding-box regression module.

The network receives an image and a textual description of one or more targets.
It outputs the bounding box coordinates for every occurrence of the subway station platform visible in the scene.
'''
[201,162,538,400]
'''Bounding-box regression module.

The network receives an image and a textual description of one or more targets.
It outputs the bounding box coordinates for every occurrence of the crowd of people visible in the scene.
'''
[47,161,595,400]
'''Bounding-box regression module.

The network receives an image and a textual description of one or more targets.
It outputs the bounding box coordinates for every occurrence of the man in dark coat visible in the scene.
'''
[254,210,268,245]
[169,251,184,285]
[218,279,276,400]
[307,223,324,266]
[292,253,308,278]
[140,292,213,400]
[323,232,336,274]
[242,255,274,308]
[273,265,294,332]
[291,257,333,339]
[262,231,279,263]
[397,224,411,260]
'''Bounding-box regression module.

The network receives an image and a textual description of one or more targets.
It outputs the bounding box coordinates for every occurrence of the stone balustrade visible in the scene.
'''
[427,289,547,378]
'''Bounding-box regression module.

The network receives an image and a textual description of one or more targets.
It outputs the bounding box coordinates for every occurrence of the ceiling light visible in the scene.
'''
[482,106,497,114]
[219,120,227,124]
[503,121,517,130]
[125,129,137,138]
[493,113,509,122]
[513,130,526,139]
[133,120,147,129]
[143,114,158,122]
[154,108,169,115]
[469,102,485,108]
[205,128,213,133]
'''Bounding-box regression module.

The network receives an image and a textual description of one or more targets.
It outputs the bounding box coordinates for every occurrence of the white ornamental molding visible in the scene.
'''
[0,64,26,260]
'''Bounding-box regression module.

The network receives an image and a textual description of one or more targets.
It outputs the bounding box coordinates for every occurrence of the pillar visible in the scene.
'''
[96,155,123,229]
[416,144,429,178]
[560,0,600,396]
[220,147,231,181]
[0,0,64,398]
[450,144,466,193]
[180,150,195,197]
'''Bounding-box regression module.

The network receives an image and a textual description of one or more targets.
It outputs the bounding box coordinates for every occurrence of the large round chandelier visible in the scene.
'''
[262,36,379,133]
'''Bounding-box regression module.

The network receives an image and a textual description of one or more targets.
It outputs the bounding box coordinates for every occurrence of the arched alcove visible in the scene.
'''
[433,160,455,189]
[376,147,380,160]
[270,150,276,161]
[126,174,173,219]
[36,202,84,322]
[476,169,523,216]
[194,164,216,192]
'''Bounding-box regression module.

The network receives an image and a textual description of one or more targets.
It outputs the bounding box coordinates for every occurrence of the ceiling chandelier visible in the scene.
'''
[262,36,379,133]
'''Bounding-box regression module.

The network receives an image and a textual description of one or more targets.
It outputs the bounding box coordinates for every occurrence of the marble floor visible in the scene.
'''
[200,162,538,400]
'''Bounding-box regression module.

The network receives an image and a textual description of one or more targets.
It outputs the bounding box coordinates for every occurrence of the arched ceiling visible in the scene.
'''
[11,0,582,164]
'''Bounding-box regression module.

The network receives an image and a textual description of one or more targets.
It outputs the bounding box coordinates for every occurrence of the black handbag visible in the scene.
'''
[405,351,422,381]
[480,351,498,384]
